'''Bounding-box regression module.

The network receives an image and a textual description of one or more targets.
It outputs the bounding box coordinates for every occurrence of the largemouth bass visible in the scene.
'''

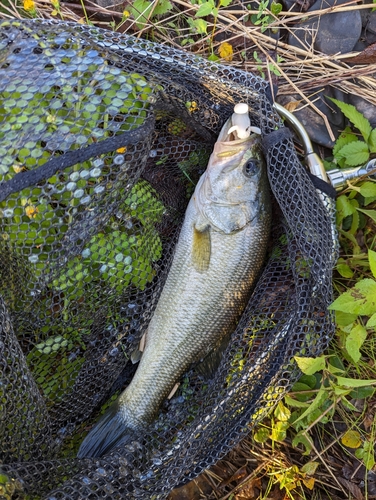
[78,106,271,458]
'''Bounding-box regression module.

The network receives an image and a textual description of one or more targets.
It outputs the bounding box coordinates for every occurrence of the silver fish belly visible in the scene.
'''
[78,115,271,458]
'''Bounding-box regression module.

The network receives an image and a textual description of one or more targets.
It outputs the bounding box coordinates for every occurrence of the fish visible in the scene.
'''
[77,106,271,458]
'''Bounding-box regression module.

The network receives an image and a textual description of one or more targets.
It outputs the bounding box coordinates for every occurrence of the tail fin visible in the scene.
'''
[77,401,135,458]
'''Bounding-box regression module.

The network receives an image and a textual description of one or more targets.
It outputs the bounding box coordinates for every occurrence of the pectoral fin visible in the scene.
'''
[192,225,211,272]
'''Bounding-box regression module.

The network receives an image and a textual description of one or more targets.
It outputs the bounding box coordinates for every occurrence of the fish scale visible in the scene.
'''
[78,109,271,458]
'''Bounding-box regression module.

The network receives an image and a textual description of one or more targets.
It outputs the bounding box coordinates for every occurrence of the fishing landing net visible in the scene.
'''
[0,19,337,499]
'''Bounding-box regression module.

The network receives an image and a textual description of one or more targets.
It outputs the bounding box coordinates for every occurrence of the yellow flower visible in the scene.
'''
[116,146,127,153]
[25,205,38,218]
[122,10,130,19]
[185,101,198,113]
[218,42,233,62]
[23,0,36,11]
[12,164,24,174]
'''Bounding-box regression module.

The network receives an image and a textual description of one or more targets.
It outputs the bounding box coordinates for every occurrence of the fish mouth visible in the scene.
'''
[217,117,253,144]
[214,118,259,174]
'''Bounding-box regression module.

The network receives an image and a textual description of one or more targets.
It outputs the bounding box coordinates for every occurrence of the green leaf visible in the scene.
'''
[356,208,376,223]
[339,229,361,254]
[292,431,312,455]
[290,382,315,402]
[364,451,375,470]
[366,312,376,328]
[300,461,319,475]
[190,17,208,33]
[291,387,328,425]
[207,53,220,61]
[219,0,233,6]
[329,279,376,316]
[329,97,372,142]
[335,310,357,327]
[333,386,352,396]
[299,374,318,389]
[336,194,356,225]
[359,181,376,199]
[327,361,345,375]
[128,0,173,25]
[348,199,360,235]
[274,400,291,421]
[360,441,375,470]
[195,1,214,17]
[254,427,270,443]
[270,1,282,15]
[369,249,376,280]
[336,140,369,167]
[341,397,358,411]
[271,420,289,441]
[368,128,376,153]
[345,324,367,364]
[294,356,326,375]
[332,126,358,156]
[349,386,375,399]
[336,376,376,388]
[284,395,310,408]
[130,0,152,27]
[35,335,69,354]
[329,355,346,372]
[153,0,173,15]
[336,262,354,278]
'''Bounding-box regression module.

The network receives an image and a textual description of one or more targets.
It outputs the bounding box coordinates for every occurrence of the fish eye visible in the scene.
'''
[243,159,260,178]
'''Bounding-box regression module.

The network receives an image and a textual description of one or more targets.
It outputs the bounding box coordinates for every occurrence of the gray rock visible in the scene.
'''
[353,39,368,52]
[277,86,345,148]
[281,0,300,10]
[366,11,376,35]
[288,0,362,55]
[281,0,316,12]
[360,0,372,27]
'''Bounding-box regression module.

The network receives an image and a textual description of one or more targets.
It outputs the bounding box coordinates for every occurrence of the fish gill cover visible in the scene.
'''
[0,19,337,499]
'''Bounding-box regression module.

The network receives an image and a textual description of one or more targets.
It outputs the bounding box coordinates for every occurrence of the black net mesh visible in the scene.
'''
[0,19,337,499]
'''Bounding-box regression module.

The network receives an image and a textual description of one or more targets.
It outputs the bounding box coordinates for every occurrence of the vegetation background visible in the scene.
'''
[1,1,376,498]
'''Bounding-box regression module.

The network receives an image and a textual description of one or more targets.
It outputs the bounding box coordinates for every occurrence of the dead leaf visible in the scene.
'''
[363,410,374,431]
[167,474,213,499]
[220,465,248,487]
[338,477,364,500]
[302,477,315,490]
[218,42,233,62]
[284,101,300,112]
[342,42,376,65]
[235,477,261,499]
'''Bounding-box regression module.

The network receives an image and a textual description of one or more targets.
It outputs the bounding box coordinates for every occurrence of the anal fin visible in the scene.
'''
[195,332,231,379]
[192,225,211,272]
